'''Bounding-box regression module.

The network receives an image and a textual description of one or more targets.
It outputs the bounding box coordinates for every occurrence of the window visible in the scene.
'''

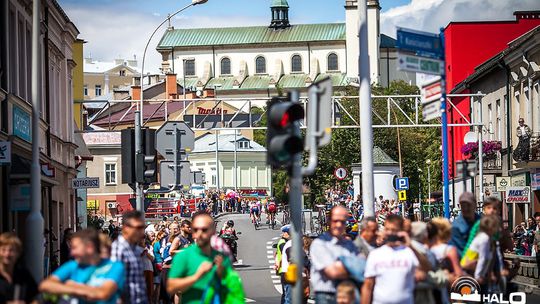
[83,85,88,96]
[220,57,231,75]
[95,85,102,96]
[514,91,520,127]
[291,55,302,72]
[105,163,117,185]
[255,56,266,74]
[488,103,493,140]
[496,99,501,141]
[327,53,339,71]
[119,70,126,76]
[238,140,250,149]
[184,59,195,76]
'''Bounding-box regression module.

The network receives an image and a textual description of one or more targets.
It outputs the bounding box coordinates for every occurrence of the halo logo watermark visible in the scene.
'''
[450,276,526,304]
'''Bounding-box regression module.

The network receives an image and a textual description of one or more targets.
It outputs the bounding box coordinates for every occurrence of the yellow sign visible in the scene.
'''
[398,190,407,201]
[87,200,99,210]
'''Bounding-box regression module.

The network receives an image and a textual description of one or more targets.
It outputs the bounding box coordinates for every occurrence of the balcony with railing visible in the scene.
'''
[513,132,540,165]
[483,150,502,170]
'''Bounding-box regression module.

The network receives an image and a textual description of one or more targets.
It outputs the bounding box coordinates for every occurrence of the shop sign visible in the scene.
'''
[531,170,540,191]
[506,186,530,203]
[10,184,30,211]
[87,200,99,210]
[482,174,496,195]
[495,176,510,192]
[0,141,11,164]
[197,107,228,115]
[511,174,527,187]
[13,105,31,142]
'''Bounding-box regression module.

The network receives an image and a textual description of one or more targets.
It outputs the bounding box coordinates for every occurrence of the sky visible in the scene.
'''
[58,0,540,73]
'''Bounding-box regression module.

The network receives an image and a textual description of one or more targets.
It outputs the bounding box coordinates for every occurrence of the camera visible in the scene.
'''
[386,234,405,243]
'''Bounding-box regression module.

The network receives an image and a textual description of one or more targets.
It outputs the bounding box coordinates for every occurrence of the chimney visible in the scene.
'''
[165,73,178,99]
[131,85,141,101]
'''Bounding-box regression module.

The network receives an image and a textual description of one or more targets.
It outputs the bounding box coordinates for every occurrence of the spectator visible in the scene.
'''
[336,280,357,304]
[108,220,118,240]
[310,206,359,303]
[111,210,148,304]
[280,237,293,304]
[430,217,463,278]
[170,220,192,256]
[410,222,440,304]
[515,118,532,161]
[362,214,422,304]
[353,216,378,258]
[534,213,540,285]
[462,197,500,255]
[152,230,166,303]
[449,192,480,258]
[40,229,124,304]
[140,235,154,303]
[59,228,73,265]
[0,233,38,304]
[99,233,112,259]
[275,225,291,304]
[167,212,240,303]
[461,215,500,285]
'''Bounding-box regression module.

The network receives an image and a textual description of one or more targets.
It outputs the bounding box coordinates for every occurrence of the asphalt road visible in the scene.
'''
[216,213,283,303]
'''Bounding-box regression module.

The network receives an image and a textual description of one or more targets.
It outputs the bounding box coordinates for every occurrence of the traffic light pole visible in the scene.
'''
[358,0,375,217]
[135,110,144,216]
[288,91,305,304]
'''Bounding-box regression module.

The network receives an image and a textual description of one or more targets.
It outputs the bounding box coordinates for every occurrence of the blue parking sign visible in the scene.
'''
[396,177,409,190]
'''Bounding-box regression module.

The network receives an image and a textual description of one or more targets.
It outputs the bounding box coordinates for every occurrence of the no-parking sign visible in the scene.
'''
[334,167,348,180]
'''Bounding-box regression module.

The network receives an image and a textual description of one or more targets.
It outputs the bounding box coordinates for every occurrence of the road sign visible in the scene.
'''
[334,167,348,180]
[506,186,530,203]
[422,100,442,121]
[398,190,407,201]
[156,121,194,160]
[72,177,100,189]
[395,177,410,191]
[396,27,443,59]
[0,141,11,164]
[306,76,333,149]
[160,160,191,189]
[398,53,444,75]
[495,176,510,192]
[191,171,205,184]
[421,77,442,104]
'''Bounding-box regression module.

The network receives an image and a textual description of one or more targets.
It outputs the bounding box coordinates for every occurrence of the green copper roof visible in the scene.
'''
[177,77,199,89]
[373,146,398,165]
[206,76,236,90]
[271,0,289,8]
[157,23,346,49]
[240,75,272,90]
[315,73,349,87]
[279,74,307,88]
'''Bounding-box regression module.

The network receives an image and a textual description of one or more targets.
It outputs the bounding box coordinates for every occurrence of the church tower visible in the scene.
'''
[269,0,291,29]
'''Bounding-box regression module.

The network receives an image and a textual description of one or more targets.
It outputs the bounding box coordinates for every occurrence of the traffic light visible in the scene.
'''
[121,128,136,185]
[136,128,158,184]
[266,96,304,168]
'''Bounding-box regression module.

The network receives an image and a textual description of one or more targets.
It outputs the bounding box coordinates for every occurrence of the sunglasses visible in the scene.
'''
[331,219,347,224]
[192,227,210,233]
[126,224,145,230]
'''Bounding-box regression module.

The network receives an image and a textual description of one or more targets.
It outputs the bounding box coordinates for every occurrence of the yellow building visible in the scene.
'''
[73,39,85,129]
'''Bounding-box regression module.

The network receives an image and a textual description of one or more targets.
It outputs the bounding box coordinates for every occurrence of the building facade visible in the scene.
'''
[454,25,540,226]
[156,0,414,98]
[83,56,139,100]
[0,0,80,246]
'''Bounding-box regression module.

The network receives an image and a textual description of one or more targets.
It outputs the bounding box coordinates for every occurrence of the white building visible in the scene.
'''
[156,0,414,97]
[190,132,271,195]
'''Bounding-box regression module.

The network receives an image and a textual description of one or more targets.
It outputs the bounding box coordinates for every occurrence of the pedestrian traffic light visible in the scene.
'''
[136,128,158,184]
[266,96,304,168]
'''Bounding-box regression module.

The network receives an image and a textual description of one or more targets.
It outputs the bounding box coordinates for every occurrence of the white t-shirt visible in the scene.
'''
[281,240,292,273]
[468,231,491,279]
[364,244,419,304]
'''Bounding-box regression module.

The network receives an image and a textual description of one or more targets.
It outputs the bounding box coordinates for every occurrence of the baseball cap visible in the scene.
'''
[281,225,291,233]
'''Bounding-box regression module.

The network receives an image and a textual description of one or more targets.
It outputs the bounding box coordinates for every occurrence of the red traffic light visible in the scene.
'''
[269,102,304,128]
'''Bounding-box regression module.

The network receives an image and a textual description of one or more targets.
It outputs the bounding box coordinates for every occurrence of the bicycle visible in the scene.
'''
[282,207,290,225]
[268,212,276,229]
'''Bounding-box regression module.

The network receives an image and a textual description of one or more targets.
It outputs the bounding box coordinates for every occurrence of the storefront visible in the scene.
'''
[531,169,540,215]
[507,172,531,226]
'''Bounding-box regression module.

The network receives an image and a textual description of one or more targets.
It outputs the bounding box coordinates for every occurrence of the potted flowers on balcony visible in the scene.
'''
[461,140,502,160]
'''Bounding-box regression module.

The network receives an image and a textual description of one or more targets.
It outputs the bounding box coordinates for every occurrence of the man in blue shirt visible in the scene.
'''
[39,229,124,304]
[449,192,480,258]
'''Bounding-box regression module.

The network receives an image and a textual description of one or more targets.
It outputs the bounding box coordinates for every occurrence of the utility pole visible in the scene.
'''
[27,0,44,281]
[358,0,375,216]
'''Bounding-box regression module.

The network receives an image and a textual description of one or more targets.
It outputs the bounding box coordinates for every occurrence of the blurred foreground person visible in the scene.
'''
[0,233,38,304]
[39,229,124,304]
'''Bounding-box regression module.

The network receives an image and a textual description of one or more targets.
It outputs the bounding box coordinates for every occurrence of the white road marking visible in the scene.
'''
[266,246,273,250]
[245,298,256,302]
[267,255,274,259]
[307,299,315,303]
[272,236,280,240]
[274,284,283,294]
[267,250,274,254]
[234,259,243,266]
[268,260,275,264]
[272,279,281,284]
[271,275,280,280]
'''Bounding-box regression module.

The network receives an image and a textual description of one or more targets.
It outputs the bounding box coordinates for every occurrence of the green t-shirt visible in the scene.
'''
[168,244,232,304]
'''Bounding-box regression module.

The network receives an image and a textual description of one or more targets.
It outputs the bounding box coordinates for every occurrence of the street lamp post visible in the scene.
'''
[213,84,222,192]
[426,159,432,218]
[135,0,209,213]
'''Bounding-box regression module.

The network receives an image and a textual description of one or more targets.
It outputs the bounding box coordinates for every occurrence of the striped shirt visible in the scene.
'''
[111,236,148,304]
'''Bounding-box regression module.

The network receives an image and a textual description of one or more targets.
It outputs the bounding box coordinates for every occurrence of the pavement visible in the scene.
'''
[216,213,283,304]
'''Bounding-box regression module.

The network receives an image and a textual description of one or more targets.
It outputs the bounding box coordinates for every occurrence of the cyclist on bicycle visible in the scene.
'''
[267,199,277,225]
[250,201,261,224]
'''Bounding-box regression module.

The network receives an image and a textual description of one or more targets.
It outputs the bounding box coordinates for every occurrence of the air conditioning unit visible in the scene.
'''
[106,202,117,209]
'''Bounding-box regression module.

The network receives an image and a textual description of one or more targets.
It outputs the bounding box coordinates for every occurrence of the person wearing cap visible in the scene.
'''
[449,192,480,258]
[274,225,291,304]
[461,196,500,255]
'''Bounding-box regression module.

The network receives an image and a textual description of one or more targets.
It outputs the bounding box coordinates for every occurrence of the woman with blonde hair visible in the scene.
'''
[0,233,38,303]
[430,217,464,277]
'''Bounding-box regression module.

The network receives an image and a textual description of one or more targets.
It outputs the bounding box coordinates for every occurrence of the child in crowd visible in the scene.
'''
[336,280,357,304]
[461,215,500,283]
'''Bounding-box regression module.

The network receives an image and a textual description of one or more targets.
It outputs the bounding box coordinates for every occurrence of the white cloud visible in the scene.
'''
[381,0,540,37]
[64,6,265,73]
